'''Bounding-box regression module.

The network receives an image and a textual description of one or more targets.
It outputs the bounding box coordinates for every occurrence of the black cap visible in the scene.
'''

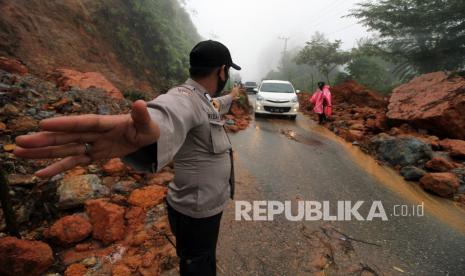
[190,40,241,70]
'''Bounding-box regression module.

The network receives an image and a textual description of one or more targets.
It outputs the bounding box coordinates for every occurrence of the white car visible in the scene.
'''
[254,80,300,119]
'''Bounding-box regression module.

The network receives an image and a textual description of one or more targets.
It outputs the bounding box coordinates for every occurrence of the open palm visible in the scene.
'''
[13,100,160,178]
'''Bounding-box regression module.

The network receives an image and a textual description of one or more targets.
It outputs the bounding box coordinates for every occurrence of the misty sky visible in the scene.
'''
[183,0,371,82]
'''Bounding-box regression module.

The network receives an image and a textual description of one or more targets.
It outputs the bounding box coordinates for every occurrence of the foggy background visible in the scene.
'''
[183,0,369,82]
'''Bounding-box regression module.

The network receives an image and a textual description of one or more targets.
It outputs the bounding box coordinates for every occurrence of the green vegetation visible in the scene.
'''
[295,32,351,85]
[351,0,465,78]
[95,0,201,90]
[123,89,152,102]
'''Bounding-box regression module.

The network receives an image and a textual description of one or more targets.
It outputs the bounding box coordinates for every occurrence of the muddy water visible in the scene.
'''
[297,118,465,233]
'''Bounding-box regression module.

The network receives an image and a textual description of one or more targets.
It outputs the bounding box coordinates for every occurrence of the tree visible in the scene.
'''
[351,0,465,75]
[347,38,402,94]
[295,32,350,84]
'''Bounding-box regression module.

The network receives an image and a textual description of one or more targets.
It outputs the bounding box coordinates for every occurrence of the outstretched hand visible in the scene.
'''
[229,83,241,101]
[13,100,160,178]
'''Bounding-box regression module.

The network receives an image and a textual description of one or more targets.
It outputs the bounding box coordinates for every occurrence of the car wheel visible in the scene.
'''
[289,115,297,120]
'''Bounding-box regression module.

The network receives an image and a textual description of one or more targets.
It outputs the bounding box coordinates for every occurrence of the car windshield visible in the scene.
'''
[245,82,257,86]
[260,83,294,93]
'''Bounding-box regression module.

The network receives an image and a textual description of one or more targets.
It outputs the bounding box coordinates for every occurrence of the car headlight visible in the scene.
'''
[291,96,298,103]
[257,95,264,101]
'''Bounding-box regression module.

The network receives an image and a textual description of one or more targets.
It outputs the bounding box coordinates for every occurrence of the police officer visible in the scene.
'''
[13,40,241,276]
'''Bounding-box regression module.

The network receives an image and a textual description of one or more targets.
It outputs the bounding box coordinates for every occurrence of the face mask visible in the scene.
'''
[215,67,229,97]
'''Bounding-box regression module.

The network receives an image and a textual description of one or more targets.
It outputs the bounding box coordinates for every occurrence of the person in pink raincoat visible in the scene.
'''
[310,81,332,124]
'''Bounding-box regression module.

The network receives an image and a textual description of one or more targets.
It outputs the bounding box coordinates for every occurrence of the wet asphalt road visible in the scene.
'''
[216,95,465,275]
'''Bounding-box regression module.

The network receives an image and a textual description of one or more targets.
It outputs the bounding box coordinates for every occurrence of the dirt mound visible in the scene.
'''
[50,69,124,100]
[387,71,465,139]
[331,80,387,108]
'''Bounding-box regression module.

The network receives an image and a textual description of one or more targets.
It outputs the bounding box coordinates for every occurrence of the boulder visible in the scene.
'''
[420,172,460,198]
[111,180,140,195]
[387,72,465,139]
[370,133,433,167]
[147,170,174,186]
[0,237,54,276]
[400,166,427,181]
[57,174,110,209]
[425,157,457,172]
[53,69,124,99]
[7,116,38,132]
[0,103,19,115]
[128,185,167,208]
[47,214,92,245]
[64,263,88,276]
[0,57,28,75]
[85,198,126,244]
[112,264,132,276]
[439,139,465,158]
[102,158,127,175]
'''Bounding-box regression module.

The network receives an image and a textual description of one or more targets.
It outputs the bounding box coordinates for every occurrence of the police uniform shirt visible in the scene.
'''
[122,78,233,218]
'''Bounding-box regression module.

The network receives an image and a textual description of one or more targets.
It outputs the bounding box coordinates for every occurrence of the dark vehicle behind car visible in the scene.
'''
[244,81,258,93]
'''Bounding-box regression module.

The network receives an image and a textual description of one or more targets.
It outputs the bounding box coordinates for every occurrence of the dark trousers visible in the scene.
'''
[318,113,326,124]
[167,202,223,276]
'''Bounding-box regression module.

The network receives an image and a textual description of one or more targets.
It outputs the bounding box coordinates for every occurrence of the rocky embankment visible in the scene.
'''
[299,75,465,205]
[224,91,252,133]
[0,57,250,275]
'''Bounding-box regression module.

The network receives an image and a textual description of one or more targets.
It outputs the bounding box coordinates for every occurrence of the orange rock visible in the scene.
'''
[85,199,126,244]
[439,139,465,158]
[7,116,38,132]
[128,185,167,208]
[63,166,87,180]
[0,121,6,131]
[141,250,156,268]
[112,264,132,276]
[147,171,174,186]
[103,158,127,175]
[64,263,88,276]
[425,157,457,172]
[0,236,54,276]
[124,254,142,270]
[125,206,146,227]
[230,102,246,116]
[3,144,16,152]
[0,57,28,75]
[420,173,460,198]
[129,230,150,246]
[75,243,92,252]
[54,68,124,99]
[387,72,465,139]
[48,214,92,245]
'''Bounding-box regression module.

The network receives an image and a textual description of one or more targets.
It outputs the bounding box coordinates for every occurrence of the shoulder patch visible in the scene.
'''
[175,87,194,97]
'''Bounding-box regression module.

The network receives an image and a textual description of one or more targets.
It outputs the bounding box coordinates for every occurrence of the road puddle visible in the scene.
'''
[297,118,465,233]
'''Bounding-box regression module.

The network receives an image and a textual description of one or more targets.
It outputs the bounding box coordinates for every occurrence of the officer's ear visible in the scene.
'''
[218,65,227,81]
